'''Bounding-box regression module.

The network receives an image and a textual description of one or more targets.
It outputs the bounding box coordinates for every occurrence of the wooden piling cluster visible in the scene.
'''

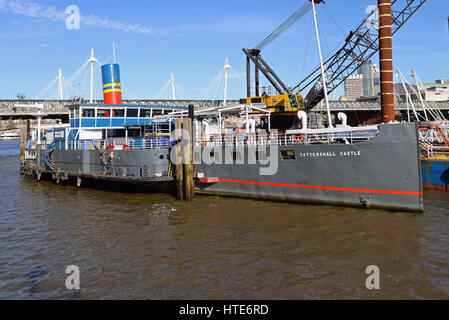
[174,105,195,201]
[19,127,26,162]
[19,120,31,163]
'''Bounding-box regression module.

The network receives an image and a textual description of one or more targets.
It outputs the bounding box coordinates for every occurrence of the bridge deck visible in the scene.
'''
[1,99,449,116]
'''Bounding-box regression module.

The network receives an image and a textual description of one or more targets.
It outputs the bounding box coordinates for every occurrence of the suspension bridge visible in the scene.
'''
[1,99,448,117]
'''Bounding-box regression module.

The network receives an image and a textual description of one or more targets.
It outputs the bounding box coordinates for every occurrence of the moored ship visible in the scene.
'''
[1,131,20,140]
[192,107,423,212]
[20,98,424,212]
[19,0,426,212]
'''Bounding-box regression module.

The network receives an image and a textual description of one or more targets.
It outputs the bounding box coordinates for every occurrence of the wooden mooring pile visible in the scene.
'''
[174,105,195,202]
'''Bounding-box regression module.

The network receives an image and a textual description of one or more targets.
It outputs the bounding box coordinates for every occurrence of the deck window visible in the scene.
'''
[140,109,152,118]
[280,150,296,160]
[97,109,110,117]
[109,129,126,138]
[112,109,125,117]
[82,109,95,118]
[127,108,139,117]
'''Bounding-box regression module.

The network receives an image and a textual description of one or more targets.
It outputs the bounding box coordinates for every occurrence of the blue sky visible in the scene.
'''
[0,0,447,100]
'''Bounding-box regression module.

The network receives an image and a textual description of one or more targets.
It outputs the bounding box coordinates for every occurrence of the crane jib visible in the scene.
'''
[243,0,427,112]
[255,0,325,52]
[301,0,427,110]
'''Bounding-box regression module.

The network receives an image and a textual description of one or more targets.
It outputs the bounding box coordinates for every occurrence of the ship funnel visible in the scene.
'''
[101,63,122,104]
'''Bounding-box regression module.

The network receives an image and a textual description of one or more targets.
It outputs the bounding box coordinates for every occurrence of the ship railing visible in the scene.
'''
[195,128,379,147]
[129,137,171,150]
[48,138,172,151]
[420,142,449,159]
[283,130,379,146]
[49,139,106,151]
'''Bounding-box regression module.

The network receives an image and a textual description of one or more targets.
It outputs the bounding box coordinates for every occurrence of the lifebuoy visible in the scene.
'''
[293,134,304,144]
[201,137,208,146]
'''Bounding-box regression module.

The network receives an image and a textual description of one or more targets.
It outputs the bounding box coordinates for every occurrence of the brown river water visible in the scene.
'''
[1,140,449,299]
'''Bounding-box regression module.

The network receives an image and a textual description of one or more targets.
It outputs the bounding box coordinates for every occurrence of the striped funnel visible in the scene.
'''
[101,63,122,104]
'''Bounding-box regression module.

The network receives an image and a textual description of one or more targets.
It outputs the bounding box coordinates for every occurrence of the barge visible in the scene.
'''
[21,102,181,191]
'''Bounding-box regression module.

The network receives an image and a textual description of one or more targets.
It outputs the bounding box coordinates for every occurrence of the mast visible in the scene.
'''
[379,0,395,123]
[223,57,231,106]
[411,69,429,121]
[311,0,332,128]
[88,48,99,103]
[57,68,63,100]
[246,56,251,98]
[397,69,419,121]
[170,73,176,100]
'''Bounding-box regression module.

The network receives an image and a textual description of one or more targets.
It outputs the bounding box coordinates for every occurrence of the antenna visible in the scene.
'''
[112,41,117,64]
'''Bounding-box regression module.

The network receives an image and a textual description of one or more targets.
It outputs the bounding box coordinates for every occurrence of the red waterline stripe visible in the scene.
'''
[198,178,423,196]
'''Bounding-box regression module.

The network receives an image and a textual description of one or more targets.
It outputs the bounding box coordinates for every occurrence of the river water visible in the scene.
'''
[1,140,448,299]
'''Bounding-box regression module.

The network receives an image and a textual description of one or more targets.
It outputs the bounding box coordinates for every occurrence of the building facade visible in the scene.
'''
[436,79,449,85]
[344,60,380,101]
[344,74,364,100]
[423,86,449,101]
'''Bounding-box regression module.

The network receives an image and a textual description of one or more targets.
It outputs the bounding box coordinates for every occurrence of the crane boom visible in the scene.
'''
[242,0,427,117]
[244,0,324,100]
[297,0,427,110]
[255,0,316,51]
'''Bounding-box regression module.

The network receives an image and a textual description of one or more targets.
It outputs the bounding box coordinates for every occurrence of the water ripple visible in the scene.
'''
[1,140,449,299]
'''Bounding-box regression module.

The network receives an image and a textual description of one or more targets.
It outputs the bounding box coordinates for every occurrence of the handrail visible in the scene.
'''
[44,136,172,151]
[195,128,379,147]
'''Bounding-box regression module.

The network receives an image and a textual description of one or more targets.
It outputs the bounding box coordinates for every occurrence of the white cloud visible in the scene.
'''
[174,15,273,35]
[0,0,162,35]
[81,14,159,35]
[39,43,48,47]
